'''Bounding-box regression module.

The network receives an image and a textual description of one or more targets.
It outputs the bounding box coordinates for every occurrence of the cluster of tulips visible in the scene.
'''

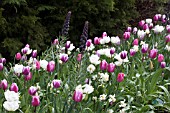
[0,13,170,113]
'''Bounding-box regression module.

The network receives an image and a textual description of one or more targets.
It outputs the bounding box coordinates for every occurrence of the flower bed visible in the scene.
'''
[0,13,170,112]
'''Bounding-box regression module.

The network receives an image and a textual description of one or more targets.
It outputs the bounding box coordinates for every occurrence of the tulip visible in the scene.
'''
[123,32,130,40]
[86,39,92,47]
[0,63,3,71]
[52,80,61,89]
[110,48,115,55]
[35,60,40,70]
[25,44,30,48]
[132,39,138,45]
[166,25,170,33]
[1,79,8,90]
[21,47,29,54]
[143,24,149,30]
[0,58,6,64]
[77,54,82,62]
[32,50,37,58]
[126,27,132,32]
[130,49,136,56]
[15,53,22,60]
[141,44,148,53]
[28,86,37,96]
[149,49,158,59]
[22,66,30,76]
[117,73,124,82]
[73,89,83,102]
[47,61,55,72]
[120,51,127,59]
[102,32,107,37]
[138,20,145,27]
[32,96,40,107]
[24,72,32,81]
[21,55,27,61]
[94,37,100,45]
[158,54,164,62]
[53,39,59,45]
[10,83,19,93]
[107,63,116,73]
[153,14,159,21]
[65,41,71,49]
[165,34,170,43]
[133,27,138,34]
[60,54,69,63]
[149,23,153,29]
[160,62,166,68]
[100,60,108,70]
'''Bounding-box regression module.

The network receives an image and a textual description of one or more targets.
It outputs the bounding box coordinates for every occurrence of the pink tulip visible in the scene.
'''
[110,48,115,55]
[32,50,37,58]
[35,60,40,70]
[126,27,132,32]
[10,83,19,93]
[133,27,138,34]
[165,34,170,43]
[73,89,83,102]
[94,37,100,45]
[139,20,145,27]
[22,66,30,76]
[153,14,159,21]
[32,96,40,107]
[15,52,22,60]
[141,44,148,53]
[0,79,8,90]
[100,60,108,70]
[160,62,166,68]
[149,49,158,59]
[117,73,124,82]
[77,54,82,62]
[130,49,136,56]
[0,63,3,71]
[107,63,116,73]
[24,72,32,81]
[53,39,59,45]
[65,41,71,49]
[86,39,92,47]
[123,32,130,40]
[102,32,107,37]
[158,54,164,62]
[47,61,55,72]
[132,39,138,45]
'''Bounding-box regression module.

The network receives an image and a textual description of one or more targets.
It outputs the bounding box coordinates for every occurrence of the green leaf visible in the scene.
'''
[158,86,170,101]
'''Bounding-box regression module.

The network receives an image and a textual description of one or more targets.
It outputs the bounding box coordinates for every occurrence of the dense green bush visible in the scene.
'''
[0,0,168,61]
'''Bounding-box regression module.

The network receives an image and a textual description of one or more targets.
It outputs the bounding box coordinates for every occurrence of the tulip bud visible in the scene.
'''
[0,63,3,71]
[77,54,82,62]
[120,51,127,59]
[141,44,148,53]
[126,27,132,32]
[24,72,32,81]
[0,58,6,64]
[21,47,29,54]
[149,49,158,59]
[165,34,170,43]
[107,63,116,73]
[117,73,124,82]
[47,61,55,72]
[35,60,40,70]
[86,39,92,47]
[133,27,138,34]
[25,44,30,48]
[22,66,30,76]
[29,86,37,96]
[1,79,8,90]
[143,24,149,30]
[60,54,69,63]
[65,41,71,49]
[10,83,19,93]
[123,32,130,40]
[130,49,136,56]
[110,48,115,55]
[32,96,40,107]
[73,89,83,102]
[166,25,170,33]
[94,37,100,45]
[138,20,145,27]
[53,39,59,45]
[102,32,107,37]
[32,50,37,58]
[158,54,164,62]
[132,39,138,45]
[100,60,108,70]
[52,80,61,89]
[160,62,166,68]
[15,52,22,60]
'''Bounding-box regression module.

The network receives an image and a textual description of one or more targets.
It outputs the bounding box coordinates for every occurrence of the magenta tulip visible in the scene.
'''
[94,37,100,45]
[149,49,158,59]
[73,89,83,102]
[15,52,22,60]
[32,96,40,107]
[123,32,130,40]
[141,44,149,53]
[0,63,3,71]
[100,60,108,70]
[52,80,61,89]
[158,54,164,62]
[29,86,37,96]
[32,50,37,58]
[10,83,19,93]
[120,51,127,59]
[117,73,124,82]
[160,62,166,68]
[132,39,138,45]
[0,79,8,90]
[86,39,92,47]
[47,61,55,72]
[107,63,116,73]
[24,72,32,81]
[22,66,30,76]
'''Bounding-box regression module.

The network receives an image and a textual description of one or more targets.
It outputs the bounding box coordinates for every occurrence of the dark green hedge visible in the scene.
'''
[0,0,168,61]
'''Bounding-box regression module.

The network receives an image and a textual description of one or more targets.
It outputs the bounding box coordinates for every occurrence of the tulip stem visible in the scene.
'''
[34,106,36,113]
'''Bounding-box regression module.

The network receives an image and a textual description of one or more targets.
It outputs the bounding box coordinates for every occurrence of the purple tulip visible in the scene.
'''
[65,41,71,49]
[86,39,92,47]
[141,44,149,53]
[160,62,166,68]
[143,24,149,30]
[73,89,83,102]
[52,80,61,89]
[10,83,19,93]
[117,73,124,82]
[22,66,30,76]
[0,63,3,71]
[123,32,130,40]
[0,58,6,64]
[132,39,138,45]
[32,96,40,107]
[110,48,115,55]
[130,49,136,56]
[29,86,37,96]
[139,20,145,27]
[94,37,100,45]
[24,72,32,81]
[133,27,138,34]
[60,54,69,63]
[0,79,8,90]
[32,50,37,58]
[126,27,132,32]
[120,51,127,59]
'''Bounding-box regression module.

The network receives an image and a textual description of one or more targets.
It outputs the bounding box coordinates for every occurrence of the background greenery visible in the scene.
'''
[0,0,169,61]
